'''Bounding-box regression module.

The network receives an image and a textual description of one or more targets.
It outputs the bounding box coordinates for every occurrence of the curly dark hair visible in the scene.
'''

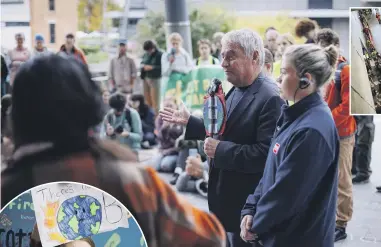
[295,19,318,37]
[315,28,340,47]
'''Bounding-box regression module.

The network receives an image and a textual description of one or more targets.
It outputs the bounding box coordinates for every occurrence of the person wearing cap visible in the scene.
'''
[58,33,87,65]
[33,34,52,57]
[108,40,137,94]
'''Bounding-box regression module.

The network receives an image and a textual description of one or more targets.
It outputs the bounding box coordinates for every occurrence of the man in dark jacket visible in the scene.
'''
[141,40,163,115]
[1,54,9,97]
[160,29,285,247]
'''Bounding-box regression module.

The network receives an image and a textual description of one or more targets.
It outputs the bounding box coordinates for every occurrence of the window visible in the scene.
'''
[308,0,332,9]
[49,23,56,43]
[128,18,139,25]
[1,0,24,4]
[5,22,29,27]
[49,0,55,11]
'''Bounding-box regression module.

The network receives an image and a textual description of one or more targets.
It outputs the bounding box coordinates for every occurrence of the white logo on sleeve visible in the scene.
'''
[273,143,280,155]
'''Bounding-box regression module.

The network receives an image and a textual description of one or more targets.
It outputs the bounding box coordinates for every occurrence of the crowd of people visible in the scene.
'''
[0,18,379,247]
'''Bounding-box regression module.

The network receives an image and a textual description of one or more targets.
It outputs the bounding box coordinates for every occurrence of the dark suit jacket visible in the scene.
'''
[185,73,285,232]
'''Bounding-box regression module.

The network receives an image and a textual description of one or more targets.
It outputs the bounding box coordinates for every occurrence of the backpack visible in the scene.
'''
[333,61,348,104]
[108,108,134,133]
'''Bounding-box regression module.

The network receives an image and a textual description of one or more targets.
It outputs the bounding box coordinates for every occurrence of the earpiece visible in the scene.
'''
[299,77,311,89]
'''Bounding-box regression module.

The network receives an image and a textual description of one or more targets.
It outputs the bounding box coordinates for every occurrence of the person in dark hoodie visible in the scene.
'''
[129,93,156,148]
[240,44,340,247]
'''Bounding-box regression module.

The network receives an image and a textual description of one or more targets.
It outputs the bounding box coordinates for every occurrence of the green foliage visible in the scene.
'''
[134,7,235,56]
[78,0,122,32]
[86,51,109,64]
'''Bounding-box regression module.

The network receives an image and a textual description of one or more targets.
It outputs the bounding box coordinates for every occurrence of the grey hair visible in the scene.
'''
[283,44,339,88]
[221,28,265,68]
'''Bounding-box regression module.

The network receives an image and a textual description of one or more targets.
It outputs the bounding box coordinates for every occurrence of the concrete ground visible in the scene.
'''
[138,116,381,246]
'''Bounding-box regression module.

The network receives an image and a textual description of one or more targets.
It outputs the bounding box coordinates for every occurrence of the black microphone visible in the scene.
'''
[208,78,222,95]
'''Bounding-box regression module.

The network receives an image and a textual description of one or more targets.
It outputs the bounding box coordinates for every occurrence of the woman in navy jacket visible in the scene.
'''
[240,44,340,247]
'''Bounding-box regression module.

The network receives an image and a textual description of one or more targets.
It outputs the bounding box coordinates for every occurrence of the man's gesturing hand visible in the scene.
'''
[203,137,220,158]
[159,100,190,126]
[240,215,256,242]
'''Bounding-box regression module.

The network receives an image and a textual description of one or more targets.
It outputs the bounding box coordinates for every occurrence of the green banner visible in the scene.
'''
[161,66,232,110]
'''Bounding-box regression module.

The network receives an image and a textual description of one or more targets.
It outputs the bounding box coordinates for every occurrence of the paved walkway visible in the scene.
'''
[138,116,381,246]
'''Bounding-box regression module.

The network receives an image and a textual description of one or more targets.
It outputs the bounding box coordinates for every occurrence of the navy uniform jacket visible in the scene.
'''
[242,92,340,247]
[185,73,285,232]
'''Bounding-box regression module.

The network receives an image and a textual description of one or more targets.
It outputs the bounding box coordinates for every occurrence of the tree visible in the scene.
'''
[78,0,122,32]
[234,13,306,44]
[134,7,235,56]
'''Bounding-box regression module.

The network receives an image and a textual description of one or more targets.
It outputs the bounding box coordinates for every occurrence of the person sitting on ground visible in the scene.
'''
[169,109,203,185]
[175,142,209,198]
[1,54,226,247]
[58,33,87,65]
[195,39,220,66]
[295,19,319,44]
[100,92,142,153]
[154,98,184,173]
[129,94,156,148]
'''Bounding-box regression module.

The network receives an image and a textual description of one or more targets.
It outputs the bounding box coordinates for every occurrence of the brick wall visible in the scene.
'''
[30,0,78,52]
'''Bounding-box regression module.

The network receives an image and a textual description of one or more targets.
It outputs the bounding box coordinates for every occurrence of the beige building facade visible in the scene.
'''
[30,0,78,52]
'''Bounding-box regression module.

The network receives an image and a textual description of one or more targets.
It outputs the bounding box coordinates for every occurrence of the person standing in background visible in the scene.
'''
[352,116,375,184]
[264,27,279,58]
[212,32,224,61]
[161,33,193,77]
[58,33,87,65]
[1,54,9,97]
[295,19,319,44]
[8,33,30,86]
[195,39,220,66]
[316,28,356,242]
[141,40,163,115]
[32,34,52,57]
[262,48,274,79]
[109,41,137,94]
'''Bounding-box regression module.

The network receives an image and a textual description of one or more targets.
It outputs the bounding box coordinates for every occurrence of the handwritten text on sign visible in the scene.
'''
[31,183,130,247]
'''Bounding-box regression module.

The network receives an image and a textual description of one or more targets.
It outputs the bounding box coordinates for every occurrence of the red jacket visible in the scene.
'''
[325,56,356,138]
[59,45,87,65]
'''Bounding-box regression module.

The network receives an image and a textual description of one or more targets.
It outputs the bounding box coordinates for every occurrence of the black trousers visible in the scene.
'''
[352,116,375,177]
[226,232,257,247]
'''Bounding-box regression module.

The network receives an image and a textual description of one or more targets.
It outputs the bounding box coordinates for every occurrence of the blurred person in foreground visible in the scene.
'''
[32,34,52,57]
[295,19,319,44]
[241,44,340,247]
[140,40,163,114]
[1,54,226,247]
[160,28,284,247]
[109,40,137,94]
[58,33,87,65]
[316,28,356,242]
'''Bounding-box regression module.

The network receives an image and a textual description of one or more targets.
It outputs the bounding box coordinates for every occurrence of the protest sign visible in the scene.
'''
[0,192,35,247]
[31,183,130,247]
[161,65,232,110]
